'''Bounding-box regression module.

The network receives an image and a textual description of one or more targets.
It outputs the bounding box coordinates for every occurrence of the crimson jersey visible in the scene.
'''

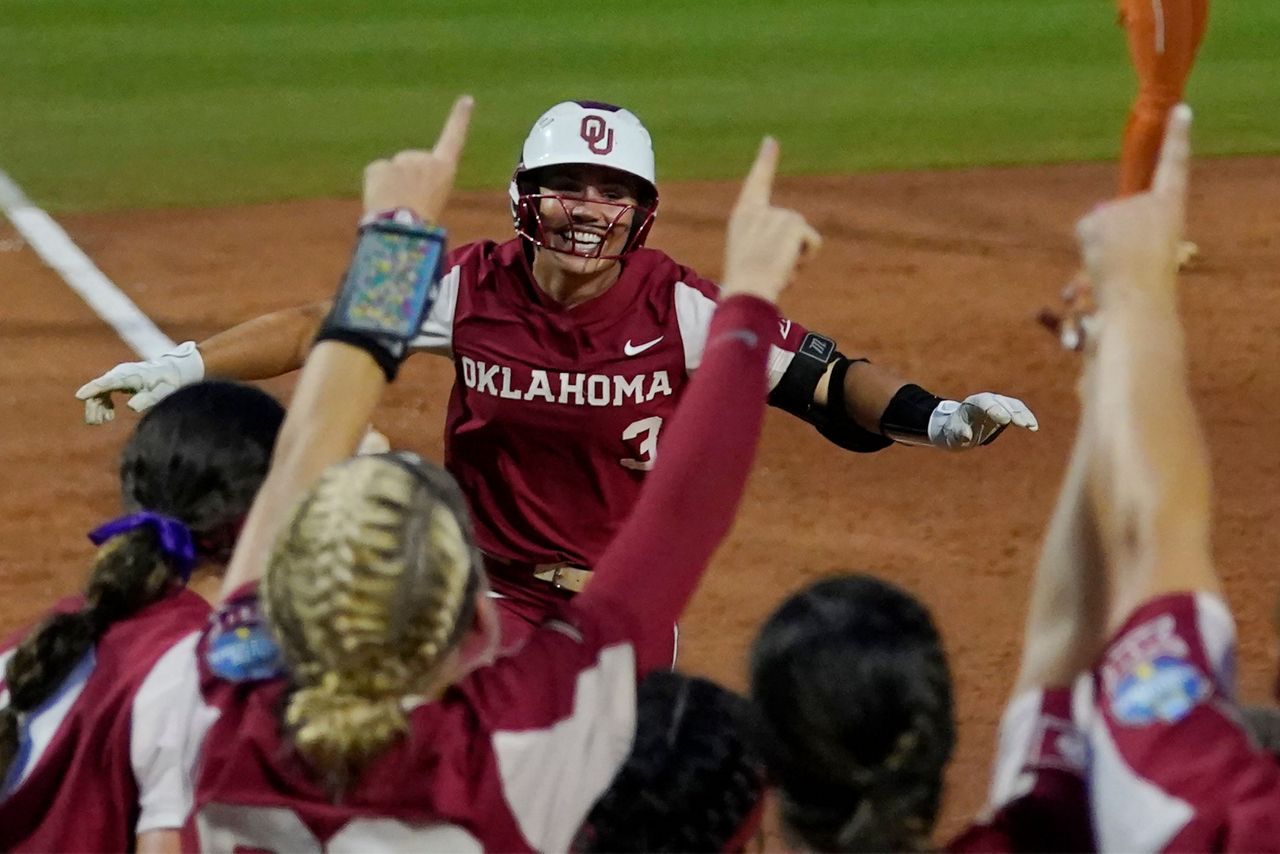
[1083,592,1280,851]
[186,296,780,853]
[411,238,806,570]
[948,688,1094,852]
[0,589,211,851]
[190,586,644,853]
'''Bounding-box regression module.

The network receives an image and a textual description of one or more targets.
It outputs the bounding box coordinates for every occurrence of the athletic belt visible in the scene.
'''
[531,563,593,594]
[484,554,593,594]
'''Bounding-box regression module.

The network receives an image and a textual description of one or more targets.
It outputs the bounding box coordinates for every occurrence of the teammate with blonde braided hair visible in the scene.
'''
[182,97,821,851]
[0,380,284,852]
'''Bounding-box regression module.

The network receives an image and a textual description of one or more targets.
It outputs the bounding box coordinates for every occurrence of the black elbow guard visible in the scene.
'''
[769,333,893,454]
[809,406,893,453]
[768,332,838,418]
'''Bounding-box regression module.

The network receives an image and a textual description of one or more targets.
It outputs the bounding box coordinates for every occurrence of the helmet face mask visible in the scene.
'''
[514,179,654,261]
[510,101,659,261]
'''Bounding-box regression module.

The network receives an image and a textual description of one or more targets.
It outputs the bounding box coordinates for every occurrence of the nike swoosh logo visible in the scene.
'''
[624,336,664,356]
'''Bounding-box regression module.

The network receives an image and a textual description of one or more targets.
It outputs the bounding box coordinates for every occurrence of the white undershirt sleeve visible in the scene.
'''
[130,633,222,834]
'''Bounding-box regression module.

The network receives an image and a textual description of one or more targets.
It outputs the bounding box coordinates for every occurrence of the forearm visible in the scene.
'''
[135,830,180,854]
[1014,424,1107,692]
[580,295,776,670]
[199,301,331,380]
[220,342,385,598]
[814,359,909,433]
[1088,284,1216,628]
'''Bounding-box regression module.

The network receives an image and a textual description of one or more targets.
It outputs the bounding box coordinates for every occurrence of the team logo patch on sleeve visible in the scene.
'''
[205,600,284,682]
[1102,614,1212,726]
[798,332,835,363]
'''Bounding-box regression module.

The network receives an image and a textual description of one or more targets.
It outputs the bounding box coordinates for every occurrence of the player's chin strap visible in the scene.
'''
[768,332,892,453]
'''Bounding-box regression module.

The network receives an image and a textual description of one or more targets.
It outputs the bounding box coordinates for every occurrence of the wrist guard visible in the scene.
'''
[879,383,944,446]
[315,219,447,381]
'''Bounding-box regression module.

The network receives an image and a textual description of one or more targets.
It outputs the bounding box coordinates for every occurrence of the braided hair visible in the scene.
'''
[0,381,284,785]
[574,671,766,852]
[749,575,955,853]
[263,453,482,793]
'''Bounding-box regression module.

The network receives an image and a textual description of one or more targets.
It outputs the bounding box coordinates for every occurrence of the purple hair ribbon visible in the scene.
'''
[88,511,198,581]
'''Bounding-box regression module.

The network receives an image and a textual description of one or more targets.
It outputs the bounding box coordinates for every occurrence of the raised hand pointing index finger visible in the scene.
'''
[433,95,474,175]
[734,135,779,212]
[1151,103,1192,218]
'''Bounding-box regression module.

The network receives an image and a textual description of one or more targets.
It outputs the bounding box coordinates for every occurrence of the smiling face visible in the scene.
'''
[528,163,647,277]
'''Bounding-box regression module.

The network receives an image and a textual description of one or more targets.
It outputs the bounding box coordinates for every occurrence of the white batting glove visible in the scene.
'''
[75,341,205,424]
[927,392,1038,451]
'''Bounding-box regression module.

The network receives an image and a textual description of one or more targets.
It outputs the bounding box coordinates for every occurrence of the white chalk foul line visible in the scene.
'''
[0,169,174,359]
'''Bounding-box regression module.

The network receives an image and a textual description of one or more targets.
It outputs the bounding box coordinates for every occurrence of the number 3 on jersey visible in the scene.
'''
[620,416,663,471]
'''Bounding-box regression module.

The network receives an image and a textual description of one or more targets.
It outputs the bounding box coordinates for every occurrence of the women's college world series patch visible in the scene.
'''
[1102,613,1212,726]
[205,598,284,682]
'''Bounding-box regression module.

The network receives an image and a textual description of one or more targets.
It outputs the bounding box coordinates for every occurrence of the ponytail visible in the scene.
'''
[1,380,283,789]
[0,527,176,784]
[285,673,409,793]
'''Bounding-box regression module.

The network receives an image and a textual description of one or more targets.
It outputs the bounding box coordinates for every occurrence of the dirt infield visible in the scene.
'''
[2,156,1278,839]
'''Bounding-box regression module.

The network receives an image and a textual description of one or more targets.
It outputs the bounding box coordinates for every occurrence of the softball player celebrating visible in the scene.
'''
[78,99,1037,645]
[1077,106,1280,851]
[0,381,283,852]
[182,99,808,852]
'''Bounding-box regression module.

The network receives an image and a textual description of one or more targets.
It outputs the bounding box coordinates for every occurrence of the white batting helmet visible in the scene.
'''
[509,100,659,258]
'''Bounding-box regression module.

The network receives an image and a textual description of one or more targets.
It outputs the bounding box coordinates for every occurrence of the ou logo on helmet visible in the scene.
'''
[579,115,614,155]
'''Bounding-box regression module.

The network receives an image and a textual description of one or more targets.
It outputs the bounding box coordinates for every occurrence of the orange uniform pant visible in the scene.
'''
[1118,0,1210,195]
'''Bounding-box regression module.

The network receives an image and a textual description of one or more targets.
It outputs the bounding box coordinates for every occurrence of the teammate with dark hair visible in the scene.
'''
[573,671,766,853]
[750,575,955,852]
[750,175,1160,852]
[180,98,819,851]
[78,98,1037,651]
[0,380,283,852]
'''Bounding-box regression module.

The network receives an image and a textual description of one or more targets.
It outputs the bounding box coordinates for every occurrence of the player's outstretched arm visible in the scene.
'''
[773,334,1038,453]
[197,301,332,379]
[74,293,331,426]
[1081,104,1217,630]
[1013,419,1106,693]
[219,96,472,600]
[579,137,821,672]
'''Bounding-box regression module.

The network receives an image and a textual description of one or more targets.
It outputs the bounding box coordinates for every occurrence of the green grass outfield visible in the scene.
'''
[1,0,1276,212]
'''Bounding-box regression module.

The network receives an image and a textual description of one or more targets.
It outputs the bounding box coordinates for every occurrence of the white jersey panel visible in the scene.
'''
[1086,701,1194,851]
[673,281,716,373]
[674,280,794,390]
[409,264,462,356]
[130,632,221,833]
[1195,592,1236,689]
[492,641,637,853]
[986,689,1043,809]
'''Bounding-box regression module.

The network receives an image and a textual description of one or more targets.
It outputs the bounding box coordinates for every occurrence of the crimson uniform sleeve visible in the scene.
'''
[948,688,1093,852]
[1085,592,1280,851]
[575,293,778,673]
